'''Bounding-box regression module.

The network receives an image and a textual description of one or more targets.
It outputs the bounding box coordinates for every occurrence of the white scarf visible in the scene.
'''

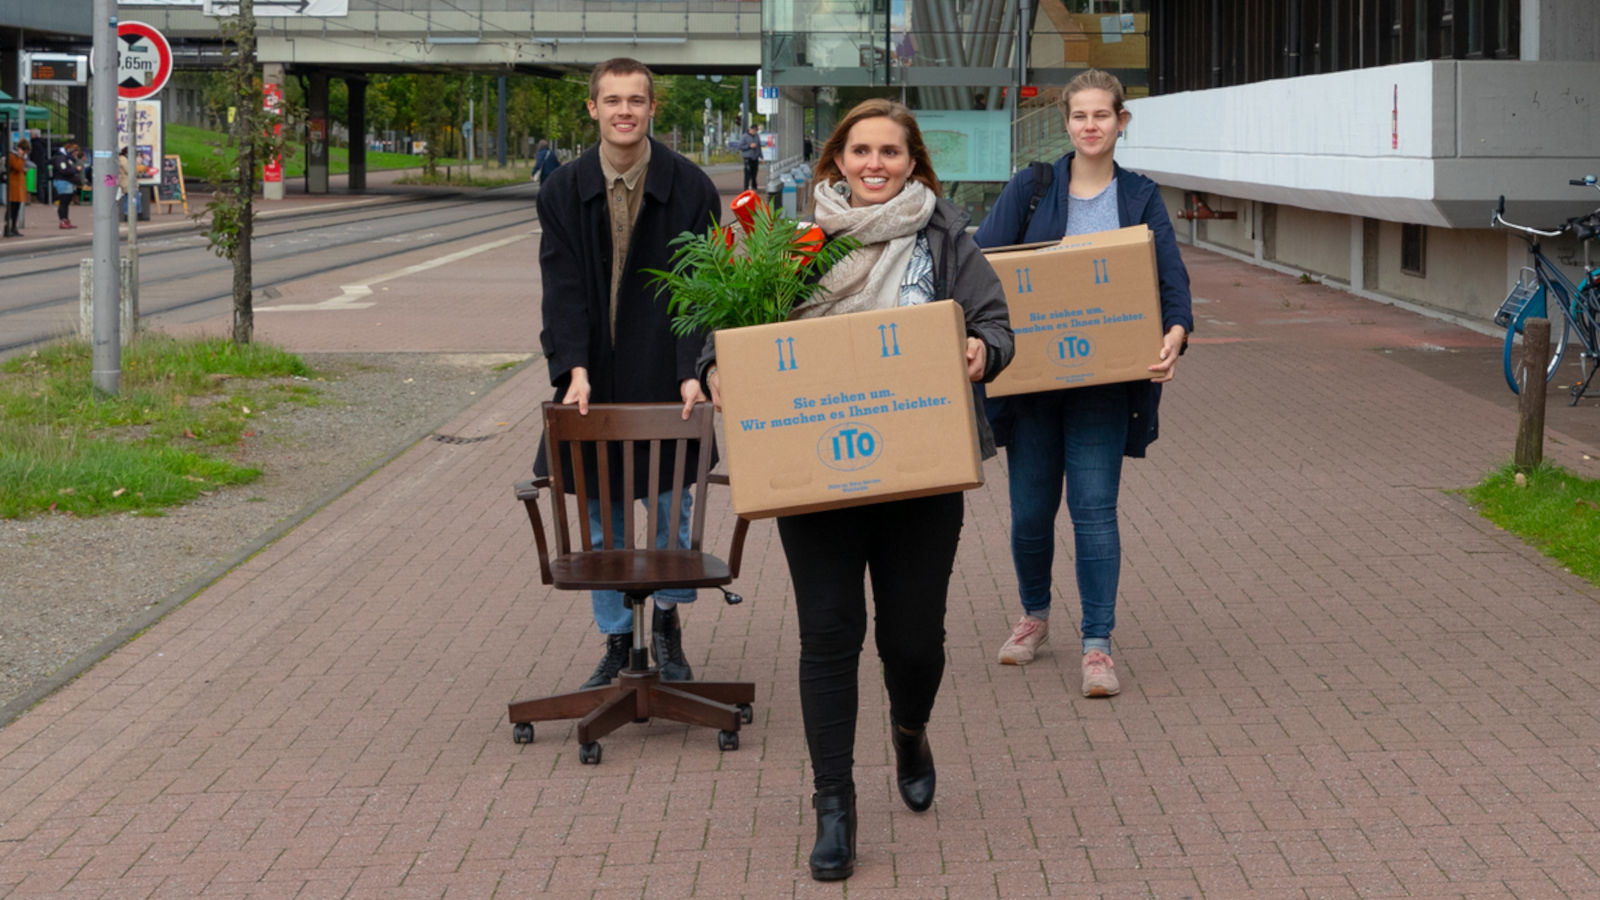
[794,178,938,320]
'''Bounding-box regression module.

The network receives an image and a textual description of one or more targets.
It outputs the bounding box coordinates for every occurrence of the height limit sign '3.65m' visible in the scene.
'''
[116,21,172,100]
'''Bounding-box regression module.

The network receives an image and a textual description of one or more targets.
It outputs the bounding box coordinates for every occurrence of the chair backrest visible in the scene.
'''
[541,401,714,558]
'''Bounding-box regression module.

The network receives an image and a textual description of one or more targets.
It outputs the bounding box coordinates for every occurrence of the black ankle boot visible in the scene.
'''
[650,605,693,682]
[579,633,630,689]
[891,724,936,812]
[809,787,856,881]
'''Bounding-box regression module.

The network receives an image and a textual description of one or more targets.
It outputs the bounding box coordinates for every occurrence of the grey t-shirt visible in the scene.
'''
[1067,178,1120,236]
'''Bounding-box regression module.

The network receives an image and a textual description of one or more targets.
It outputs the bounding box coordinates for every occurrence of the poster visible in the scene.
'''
[912,110,1012,183]
[114,99,162,186]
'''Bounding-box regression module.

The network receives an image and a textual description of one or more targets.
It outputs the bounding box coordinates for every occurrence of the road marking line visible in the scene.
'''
[261,231,535,312]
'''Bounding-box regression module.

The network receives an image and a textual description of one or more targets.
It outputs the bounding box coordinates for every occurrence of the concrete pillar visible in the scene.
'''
[347,75,367,191]
[68,86,90,145]
[306,70,329,195]
[1349,216,1364,291]
[262,63,285,200]
[1522,0,1600,62]
[2,29,20,99]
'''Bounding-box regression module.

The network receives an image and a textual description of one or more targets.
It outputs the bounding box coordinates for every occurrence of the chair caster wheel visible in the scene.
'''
[737,703,753,725]
[717,730,739,751]
[512,723,534,744]
[578,741,602,765]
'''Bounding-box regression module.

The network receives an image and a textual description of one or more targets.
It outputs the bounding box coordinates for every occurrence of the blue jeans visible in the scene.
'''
[588,490,696,635]
[1005,385,1128,648]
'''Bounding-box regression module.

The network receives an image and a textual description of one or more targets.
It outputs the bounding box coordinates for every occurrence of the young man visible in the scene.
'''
[534,58,722,689]
[739,124,761,192]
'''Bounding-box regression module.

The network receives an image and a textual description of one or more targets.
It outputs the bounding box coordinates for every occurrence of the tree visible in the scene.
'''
[200,0,288,346]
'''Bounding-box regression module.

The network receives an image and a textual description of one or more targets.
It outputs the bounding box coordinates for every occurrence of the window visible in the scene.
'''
[1401,223,1426,276]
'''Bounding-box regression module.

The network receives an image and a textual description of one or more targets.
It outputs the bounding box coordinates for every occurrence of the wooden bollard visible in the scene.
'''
[1515,317,1549,471]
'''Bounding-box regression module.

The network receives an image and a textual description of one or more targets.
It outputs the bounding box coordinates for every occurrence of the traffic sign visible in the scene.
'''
[116,21,172,100]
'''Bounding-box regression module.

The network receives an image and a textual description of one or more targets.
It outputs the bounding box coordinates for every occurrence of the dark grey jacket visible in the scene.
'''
[699,196,1016,459]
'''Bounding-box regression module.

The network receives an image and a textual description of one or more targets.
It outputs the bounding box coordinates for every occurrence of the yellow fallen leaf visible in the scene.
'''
[1515,472,1528,487]
[403,378,414,384]
[112,488,126,498]
[242,406,251,414]
[58,488,75,495]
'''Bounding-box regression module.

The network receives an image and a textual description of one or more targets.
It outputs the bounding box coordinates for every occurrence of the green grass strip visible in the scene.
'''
[1,336,316,519]
[1465,462,1600,587]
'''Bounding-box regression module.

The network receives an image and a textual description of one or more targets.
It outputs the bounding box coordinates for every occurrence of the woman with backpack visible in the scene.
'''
[973,69,1194,697]
[51,143,83,230]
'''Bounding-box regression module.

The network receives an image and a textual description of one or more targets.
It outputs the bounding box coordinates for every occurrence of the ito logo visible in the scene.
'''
[817,422,883,471]
[1052,332,1094,368]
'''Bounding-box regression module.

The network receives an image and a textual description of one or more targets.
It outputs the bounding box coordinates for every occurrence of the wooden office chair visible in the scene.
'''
[508,401,754,764]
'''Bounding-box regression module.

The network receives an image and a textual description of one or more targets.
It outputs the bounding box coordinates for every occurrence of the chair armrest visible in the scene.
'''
[707,473,730,487]
[726,516,751,580]
[514,477,551,501]
[513,478,554,585]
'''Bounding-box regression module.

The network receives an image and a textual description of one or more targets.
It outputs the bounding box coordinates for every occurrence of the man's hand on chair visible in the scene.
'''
[681,378,706,419]
[563,367,591,415]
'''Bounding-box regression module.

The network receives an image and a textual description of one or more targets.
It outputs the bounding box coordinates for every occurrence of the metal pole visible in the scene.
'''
[91,0,120,394]
[124,97,139,324]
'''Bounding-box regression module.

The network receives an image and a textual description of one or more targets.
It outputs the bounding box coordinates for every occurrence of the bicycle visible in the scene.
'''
[1492,175,1600,404]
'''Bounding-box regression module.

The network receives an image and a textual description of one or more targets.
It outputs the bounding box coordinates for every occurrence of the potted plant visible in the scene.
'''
[646,191,861,336]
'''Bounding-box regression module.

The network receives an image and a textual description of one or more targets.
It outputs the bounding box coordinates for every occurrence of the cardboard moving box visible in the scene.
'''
[714,300,981,519]
[983,224,1163,397]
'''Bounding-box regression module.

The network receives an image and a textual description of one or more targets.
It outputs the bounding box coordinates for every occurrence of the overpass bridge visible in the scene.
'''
[125,0,762,75]
[119,0,763,193]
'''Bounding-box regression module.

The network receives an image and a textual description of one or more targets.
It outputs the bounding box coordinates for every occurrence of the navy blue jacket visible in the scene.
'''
[973,153,1194,457]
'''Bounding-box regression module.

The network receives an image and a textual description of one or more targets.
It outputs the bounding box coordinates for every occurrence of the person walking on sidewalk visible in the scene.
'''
[51,143,82,230]
[534,57,722,691]
[739,124,762,192]
[705,98,1014,881]
[974,69,1194,697]
[4,139,29,238]
[531,139,559,186]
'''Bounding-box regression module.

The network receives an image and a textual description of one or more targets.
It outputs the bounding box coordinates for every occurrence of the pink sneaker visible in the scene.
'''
[997,615,1048,665]
[1081,650,1120,697]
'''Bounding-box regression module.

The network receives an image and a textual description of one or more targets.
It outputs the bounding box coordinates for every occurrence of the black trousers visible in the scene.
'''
[743,158,760,192]
[57,192,72,222]
[5,200,19,232]
[776,491,965,792]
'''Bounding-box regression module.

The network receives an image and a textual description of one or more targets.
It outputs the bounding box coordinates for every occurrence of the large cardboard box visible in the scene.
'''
[982,224,1163,397]
[714,300,982,519]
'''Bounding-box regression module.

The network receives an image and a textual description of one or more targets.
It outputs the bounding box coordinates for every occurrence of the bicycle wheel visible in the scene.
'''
[1569,286,1600,400]
[1501,284,1569,394]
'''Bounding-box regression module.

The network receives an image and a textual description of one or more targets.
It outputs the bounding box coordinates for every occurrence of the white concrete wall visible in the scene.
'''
[1116,60,1600,229]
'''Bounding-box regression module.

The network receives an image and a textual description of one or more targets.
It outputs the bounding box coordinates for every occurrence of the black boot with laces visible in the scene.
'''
[579,633,630,689]
[651,606,694,682]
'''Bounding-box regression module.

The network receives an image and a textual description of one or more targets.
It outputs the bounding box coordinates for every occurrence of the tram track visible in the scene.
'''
[0,192,541,356]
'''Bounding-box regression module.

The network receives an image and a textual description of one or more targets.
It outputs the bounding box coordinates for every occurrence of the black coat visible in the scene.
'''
[533,138,721,496]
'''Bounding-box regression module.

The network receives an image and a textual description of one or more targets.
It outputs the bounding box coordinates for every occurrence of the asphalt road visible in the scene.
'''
[0,184,540,357]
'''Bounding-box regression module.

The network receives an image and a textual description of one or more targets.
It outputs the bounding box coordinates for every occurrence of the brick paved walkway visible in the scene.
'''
[4,195,1600,896]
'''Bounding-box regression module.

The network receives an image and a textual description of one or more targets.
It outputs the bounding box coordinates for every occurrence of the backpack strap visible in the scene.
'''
[1017,161,1053,243]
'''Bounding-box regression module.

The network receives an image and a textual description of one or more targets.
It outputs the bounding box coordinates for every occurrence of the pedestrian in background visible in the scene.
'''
[51,143,81,230]
[531,138,559,186]
[974,69,1194,696]
[5,138,30,238]
[535,57,722,690]
[705,97,1014,882]
[739,123,761,192]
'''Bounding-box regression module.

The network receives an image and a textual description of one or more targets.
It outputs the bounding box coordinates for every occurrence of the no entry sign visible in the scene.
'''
[116,21,172,100]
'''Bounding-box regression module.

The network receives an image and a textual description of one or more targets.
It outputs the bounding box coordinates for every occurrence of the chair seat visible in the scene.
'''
[550,549,731,592]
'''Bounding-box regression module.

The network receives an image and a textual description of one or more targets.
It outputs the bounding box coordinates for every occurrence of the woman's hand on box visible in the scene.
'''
[1148,326,1188,383]
[965,337,987,382]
